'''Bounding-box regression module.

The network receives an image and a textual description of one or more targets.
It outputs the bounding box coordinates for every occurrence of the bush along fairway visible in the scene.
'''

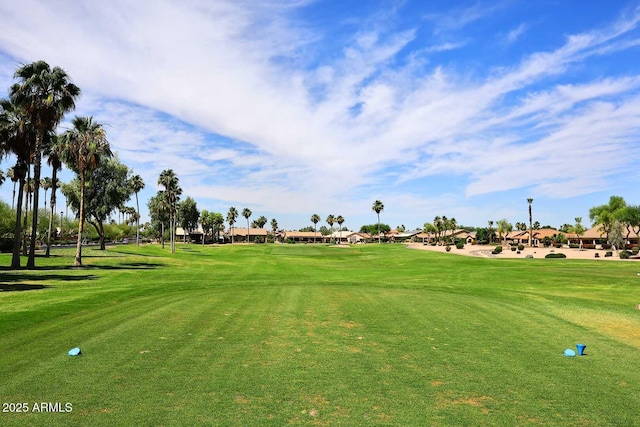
[1,244,639,426]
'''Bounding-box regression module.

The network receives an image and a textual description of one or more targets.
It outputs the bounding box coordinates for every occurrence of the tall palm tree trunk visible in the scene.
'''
[22,177,30,257]
[46,168,58,257]
[27,132,44,269]
[135,193,140,246]
[74,173,86,266]
[11,180,16,210]
[11,178,25,269]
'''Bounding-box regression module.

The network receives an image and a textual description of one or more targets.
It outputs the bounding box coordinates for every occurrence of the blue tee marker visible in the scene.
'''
[68,347,82,356]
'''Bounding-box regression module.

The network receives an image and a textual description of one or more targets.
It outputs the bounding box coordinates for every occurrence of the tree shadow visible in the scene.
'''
[0,272,99,283]
[0,283,52,292]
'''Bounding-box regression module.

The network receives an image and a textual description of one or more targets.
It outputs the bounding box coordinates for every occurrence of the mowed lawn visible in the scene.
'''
[1,244,639,426]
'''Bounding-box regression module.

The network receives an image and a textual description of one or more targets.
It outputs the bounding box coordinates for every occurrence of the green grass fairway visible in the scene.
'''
[1,244,639,426]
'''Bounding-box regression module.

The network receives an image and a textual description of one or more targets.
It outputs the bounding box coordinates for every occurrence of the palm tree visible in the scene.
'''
[270,218,278,243]
[241,208,252,243]
[158,169,181,253]
[433,216,442,244]
[574,217,586,249]
[1,97,34,268]
[227,207,238,244]
[254,215,268,228]
[488,220,494,244]
[372,200,384,243]
[129,174,144,246]
[44,134,64,257]
[6,166,17,210]
[311,214,320,243]
[326,214,335,242]
[0,169,4,187]
[496,219,512,244]
[336,215,345,242]
[527,198,534,247]
[449,217,457,242]
[10,61,80,269]
[60,116,112,266]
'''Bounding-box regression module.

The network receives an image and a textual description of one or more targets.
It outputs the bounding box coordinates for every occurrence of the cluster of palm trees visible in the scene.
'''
[0,61,146,267]
[426,216,457,245]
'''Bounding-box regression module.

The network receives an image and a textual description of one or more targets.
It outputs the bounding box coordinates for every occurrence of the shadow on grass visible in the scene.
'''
[0,283,52,292]
[0,271,99,282]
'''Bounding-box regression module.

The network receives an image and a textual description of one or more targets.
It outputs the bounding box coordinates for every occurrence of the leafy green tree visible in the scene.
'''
[371,200,384,243]
[589,196,626,243]
[496,219,512,244]
[359,223,390,236]
[200,210,223,245]
[311,214,320,243]
[60,116,112,266]
[10,61,80,269]
[617,205,640,245]
[0,200,16,237]
[609,220,625,252]
[148,192,170,248]
[129,174,144,245]
[61,157,132,250]
[242,208,252,242]
[177,197,199,242]
[158,169,182,253]
[423,222,437,234]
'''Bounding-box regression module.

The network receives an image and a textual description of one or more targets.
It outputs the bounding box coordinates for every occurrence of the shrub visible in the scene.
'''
[632,246,639,255]
[594,253,600,258]
[619,250,631,259]
[445,245,451,252]
[545,253,566,258]
[555,244,563,248]
[518,244,524,251]
[511,246,516,251]
[569,244,579,249]
[601,244,611,250]
[605,251,613,257]
[494,245,503,254]
[456,241,464,249]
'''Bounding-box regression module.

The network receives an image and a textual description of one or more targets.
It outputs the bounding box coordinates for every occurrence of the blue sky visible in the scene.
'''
[1,0,640,231]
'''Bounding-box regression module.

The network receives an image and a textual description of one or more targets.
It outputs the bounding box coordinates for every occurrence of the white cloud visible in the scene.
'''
[506,23,528,43]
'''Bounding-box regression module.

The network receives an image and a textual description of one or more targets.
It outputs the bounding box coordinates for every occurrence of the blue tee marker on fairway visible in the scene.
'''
[576,344,586,355]
[68,347,82,356]
[563,349,576,357]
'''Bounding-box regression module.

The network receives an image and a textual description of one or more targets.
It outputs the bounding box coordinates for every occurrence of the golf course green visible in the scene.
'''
[1,244,639,426]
